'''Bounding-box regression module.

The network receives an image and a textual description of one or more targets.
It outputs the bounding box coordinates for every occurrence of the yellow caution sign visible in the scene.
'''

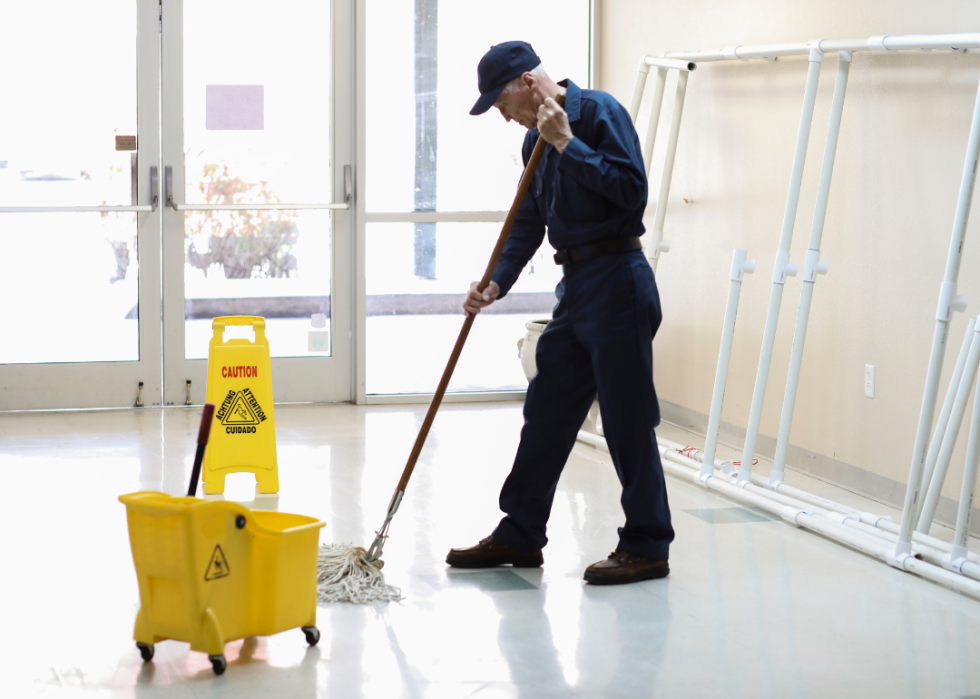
[203,316,279,494]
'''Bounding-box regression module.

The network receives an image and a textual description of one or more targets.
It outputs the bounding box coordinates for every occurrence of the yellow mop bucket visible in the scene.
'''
[119,491,324,674]
[204,316,279,495]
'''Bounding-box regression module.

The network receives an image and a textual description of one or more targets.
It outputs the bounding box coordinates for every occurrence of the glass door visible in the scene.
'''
[0,0,162,410]
[161,0,354,404]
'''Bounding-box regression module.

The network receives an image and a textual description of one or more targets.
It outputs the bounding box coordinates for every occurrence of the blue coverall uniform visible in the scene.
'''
[490,79,674,561]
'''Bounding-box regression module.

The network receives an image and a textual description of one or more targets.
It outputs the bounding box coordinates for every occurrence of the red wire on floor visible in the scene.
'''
[675,446,758,467]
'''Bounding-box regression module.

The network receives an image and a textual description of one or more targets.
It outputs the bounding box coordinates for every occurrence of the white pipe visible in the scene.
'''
[747,483,954,567]
[765,262,816,484]
[914,316,979,531]
[654,433,980,562]
[701,250,756,478]
[666,447,922,554]
[738,48,822,480]
[917,327,980,531]
[893,70,980,563]
[649,70,689,274]
[664,33,980,63]
[628,63,649,123]
[642,56,698,72]
[946,363,980,576]
[765,53,850,487]
[707,462,955,566]
[641,69,668,174]
[822,34,980,54]
[577,430,980,597]
[665,445,980,579]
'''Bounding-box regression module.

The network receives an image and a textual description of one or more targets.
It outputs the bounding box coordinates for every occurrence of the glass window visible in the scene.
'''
[0,1,139,364]
[365,0,591,394]
[366,0,591,213]
[366,222,563,394]
[181,0,333,360]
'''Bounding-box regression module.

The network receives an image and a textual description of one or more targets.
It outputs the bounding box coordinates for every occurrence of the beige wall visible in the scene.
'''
[599,1,980,502]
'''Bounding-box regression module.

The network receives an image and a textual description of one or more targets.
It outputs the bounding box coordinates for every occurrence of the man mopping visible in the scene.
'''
[447,41,674,585]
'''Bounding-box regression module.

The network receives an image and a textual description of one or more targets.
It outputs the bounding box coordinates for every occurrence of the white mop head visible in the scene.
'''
[316,543,402,604]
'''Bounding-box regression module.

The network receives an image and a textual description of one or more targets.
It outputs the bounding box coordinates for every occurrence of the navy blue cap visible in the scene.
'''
[470,41,541,115]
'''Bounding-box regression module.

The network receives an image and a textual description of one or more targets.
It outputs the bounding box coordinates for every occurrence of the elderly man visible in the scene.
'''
[446,41,673,585]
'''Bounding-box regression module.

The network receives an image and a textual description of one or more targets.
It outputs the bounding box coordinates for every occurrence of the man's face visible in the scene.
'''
[493,75,539,129]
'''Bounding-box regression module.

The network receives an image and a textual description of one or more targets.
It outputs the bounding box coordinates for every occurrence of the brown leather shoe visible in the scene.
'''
[583,550,669,585]
[446,535,544,568]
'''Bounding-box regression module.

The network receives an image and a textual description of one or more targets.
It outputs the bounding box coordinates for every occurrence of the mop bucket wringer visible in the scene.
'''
[120,491,325,674]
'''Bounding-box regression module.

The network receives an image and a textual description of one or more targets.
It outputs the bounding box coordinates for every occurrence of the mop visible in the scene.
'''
[316,96,564,604]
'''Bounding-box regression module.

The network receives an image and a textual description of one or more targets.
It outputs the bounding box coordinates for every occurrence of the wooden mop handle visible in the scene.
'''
[394,94,565,493]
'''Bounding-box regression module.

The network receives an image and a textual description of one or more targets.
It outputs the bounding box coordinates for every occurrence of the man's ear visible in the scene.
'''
[521,72,537,91]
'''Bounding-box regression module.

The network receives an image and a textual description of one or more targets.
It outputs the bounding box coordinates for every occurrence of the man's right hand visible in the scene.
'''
[463,281,500,315]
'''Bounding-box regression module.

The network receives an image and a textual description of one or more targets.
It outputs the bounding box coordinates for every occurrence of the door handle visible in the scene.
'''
[150,165,159,210]
[0,166,159,213]
[164,164,351,211]
[166,165,178,211]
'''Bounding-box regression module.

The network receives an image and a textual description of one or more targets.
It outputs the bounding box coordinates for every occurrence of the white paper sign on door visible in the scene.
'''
[206,85,264,130]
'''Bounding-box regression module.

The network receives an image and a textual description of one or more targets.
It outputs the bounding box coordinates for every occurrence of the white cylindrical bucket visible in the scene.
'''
[517,319,550,381]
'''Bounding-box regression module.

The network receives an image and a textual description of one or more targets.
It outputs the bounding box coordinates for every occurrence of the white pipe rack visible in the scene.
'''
[604,30,980,598]
[665,30,980,577]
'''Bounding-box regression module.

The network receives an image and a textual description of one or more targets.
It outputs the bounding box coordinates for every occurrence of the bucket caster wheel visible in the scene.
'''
[302,626,320,646]
[209,654,227,675]
[136,642,154,662]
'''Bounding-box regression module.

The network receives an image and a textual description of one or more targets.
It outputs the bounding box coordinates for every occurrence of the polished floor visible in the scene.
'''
[3,402,980,698]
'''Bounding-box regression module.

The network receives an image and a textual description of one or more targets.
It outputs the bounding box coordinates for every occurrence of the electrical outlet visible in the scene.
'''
[865,364,875,398]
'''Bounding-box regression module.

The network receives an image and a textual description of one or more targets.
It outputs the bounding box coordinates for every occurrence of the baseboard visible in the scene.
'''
[366,391,526,405]
[657,399,980,536]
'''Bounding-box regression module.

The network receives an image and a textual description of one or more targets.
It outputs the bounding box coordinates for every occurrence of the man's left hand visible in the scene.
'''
[537,97,573,153]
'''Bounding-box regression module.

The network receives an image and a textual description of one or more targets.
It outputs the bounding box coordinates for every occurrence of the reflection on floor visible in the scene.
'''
[2,402,980,698]
[682,506,776,525]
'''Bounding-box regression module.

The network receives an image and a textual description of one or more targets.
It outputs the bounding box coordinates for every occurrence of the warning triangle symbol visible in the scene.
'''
[222,392,260,426]
[205,544,231,581]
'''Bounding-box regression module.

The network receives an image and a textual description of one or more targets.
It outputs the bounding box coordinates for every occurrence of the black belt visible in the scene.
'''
[553,236,643,265]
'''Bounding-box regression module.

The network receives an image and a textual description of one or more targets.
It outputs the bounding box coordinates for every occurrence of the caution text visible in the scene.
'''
[222,365,258,379]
